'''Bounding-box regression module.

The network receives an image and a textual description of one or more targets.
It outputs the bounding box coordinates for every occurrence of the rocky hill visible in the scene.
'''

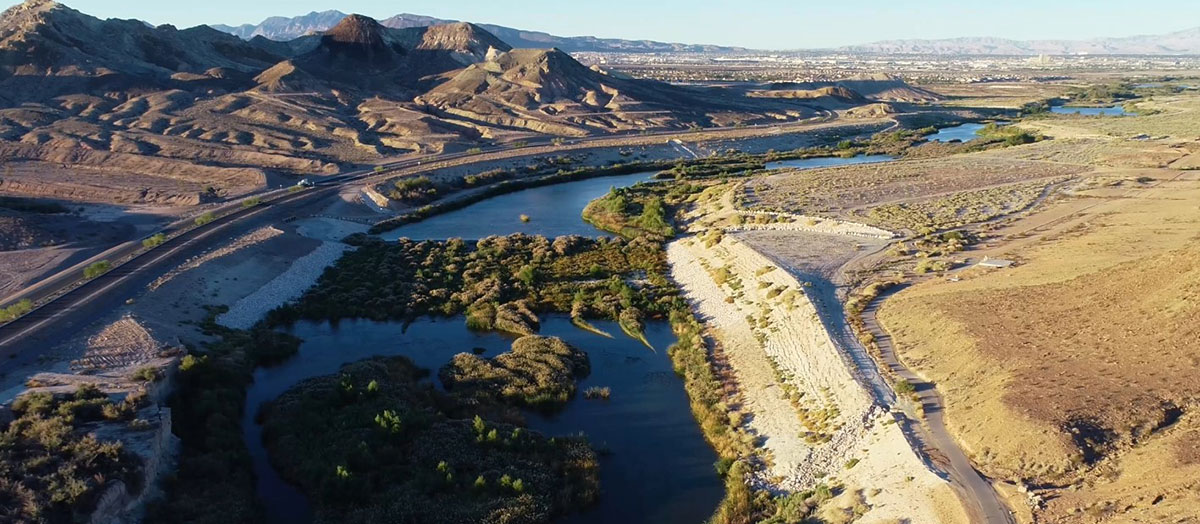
[0,1,856,207]
[420,48,813,135]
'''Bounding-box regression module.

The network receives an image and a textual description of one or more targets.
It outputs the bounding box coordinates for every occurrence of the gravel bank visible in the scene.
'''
[668,234,966,523]
[217,241,349,330]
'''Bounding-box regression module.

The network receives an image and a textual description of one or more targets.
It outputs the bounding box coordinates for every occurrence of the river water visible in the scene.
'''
[246,151,901,523]
[1049,105,1128,116]
[928,123,987,143]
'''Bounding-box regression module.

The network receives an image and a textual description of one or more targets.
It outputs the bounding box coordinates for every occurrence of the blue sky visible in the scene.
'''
[60,0,1200,49]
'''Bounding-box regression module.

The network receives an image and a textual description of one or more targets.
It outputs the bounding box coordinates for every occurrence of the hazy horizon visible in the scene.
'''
[42,0,1200,50]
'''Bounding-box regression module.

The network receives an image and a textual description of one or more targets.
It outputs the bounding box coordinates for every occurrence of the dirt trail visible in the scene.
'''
[863,287,1017,524]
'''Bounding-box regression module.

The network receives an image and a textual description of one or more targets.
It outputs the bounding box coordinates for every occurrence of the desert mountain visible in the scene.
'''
[209,9,745,53]
[256,15,511,92]
[420,48,813,135]
[0,2,857,208]
[842,27,1200,55]
[210,10,355,40]
[0,0,280,102]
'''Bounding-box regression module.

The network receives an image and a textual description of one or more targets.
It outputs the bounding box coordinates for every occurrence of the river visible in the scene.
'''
[1049,105,1127,116]
[245,151,900,523]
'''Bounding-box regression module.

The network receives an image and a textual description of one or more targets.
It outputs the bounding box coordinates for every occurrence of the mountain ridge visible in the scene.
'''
[207,9,747,53]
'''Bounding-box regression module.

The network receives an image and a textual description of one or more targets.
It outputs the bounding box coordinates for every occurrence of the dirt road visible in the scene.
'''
[737,230,1016,524]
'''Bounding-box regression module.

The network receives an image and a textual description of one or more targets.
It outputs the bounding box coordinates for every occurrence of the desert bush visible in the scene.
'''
[142,233,167,248]
[131,366,160,382]
[194,212,216,226]
[0,298,34,322]
[83,260,112,279]
[0,391,140,523]
[583,386,611,400]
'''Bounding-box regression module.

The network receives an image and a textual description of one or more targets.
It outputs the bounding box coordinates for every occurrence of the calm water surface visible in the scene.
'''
[382,171,656,241]
[246,317,722,524]
[1050,105,1127,116]
[928,123,987,142]
[765,154,895,170]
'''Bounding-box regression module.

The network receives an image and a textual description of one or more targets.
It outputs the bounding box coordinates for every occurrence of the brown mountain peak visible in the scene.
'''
[324,13,385,47]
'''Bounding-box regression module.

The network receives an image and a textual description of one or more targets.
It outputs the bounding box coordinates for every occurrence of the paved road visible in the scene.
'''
[0,117,889,369]
[0,185,343,368]
[861,285,1017,524]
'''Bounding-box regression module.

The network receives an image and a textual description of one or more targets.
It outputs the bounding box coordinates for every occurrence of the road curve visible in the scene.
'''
[0,186,341,365]
[860,285,1017,524]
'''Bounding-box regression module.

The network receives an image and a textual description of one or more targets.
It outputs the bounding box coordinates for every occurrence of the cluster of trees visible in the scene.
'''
[272,234,674,339]
[259,354,599,524]
[1065,83,1136,104]
[388,176,440,204]
[582,185,676,239]
[0,386,142,524]
[975,123,1041,147]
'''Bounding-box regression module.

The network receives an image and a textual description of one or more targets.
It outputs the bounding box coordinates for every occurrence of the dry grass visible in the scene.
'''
[860,179,1056,232]
[930,82,1075,109]
[1024,94,1200,139]
[879,163,1200,523]
[745,153,1087,220]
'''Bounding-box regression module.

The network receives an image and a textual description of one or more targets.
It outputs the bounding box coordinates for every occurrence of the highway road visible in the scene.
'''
[0,116,874,368]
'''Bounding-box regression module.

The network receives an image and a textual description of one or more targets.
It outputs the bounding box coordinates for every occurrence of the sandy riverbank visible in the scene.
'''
[668,233,966,523]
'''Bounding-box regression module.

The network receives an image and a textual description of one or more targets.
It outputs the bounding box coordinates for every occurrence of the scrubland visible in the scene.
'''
[877,95,1200,522]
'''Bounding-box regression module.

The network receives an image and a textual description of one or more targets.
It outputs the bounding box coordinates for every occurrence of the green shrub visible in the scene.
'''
[132,366,160,382]
[142,233,167,249]
[0,298,34,323]
[83,260,112,279]
[194,212,216,226]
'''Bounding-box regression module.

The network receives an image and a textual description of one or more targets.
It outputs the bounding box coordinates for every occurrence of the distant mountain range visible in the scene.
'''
[212,10,1200,56]
[842,27,1200,56]
[210,10,746,54]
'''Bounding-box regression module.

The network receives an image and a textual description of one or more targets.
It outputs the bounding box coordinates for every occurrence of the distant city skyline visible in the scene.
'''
[50,0,1200,49]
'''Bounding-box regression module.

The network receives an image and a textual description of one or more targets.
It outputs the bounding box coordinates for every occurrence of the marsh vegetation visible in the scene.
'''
[259,354,599,524]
